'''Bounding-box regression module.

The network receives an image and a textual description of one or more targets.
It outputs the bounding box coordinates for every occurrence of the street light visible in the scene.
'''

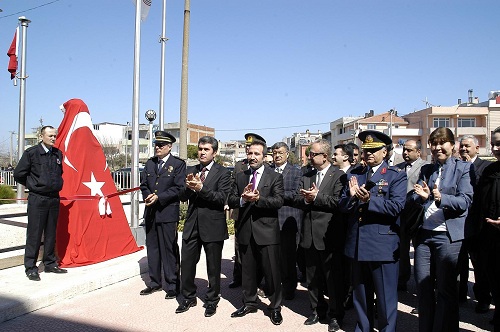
[389,109,395,139]
[145,109,156,157]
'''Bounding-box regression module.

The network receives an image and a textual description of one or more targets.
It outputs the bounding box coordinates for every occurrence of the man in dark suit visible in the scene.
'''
[396,139,428,292]
[175,136,231,317]
[339,130,407,332]
[139,131,186,299]
[458,134,493,312]
[271,142,302,300]
[229,133,266,289]
[295,139,347,332]
[228,139,284,325]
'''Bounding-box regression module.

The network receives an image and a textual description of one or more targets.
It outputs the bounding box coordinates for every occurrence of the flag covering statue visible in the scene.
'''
[54,98,141,267]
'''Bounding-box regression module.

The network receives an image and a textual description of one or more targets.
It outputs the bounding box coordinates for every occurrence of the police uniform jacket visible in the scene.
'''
[339,161,407,262]
[140,155,186,223]
[179,163,231,242]
[14,143,63,196]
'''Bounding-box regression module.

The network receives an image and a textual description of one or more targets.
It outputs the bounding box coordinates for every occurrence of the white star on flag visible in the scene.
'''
[83,172,105,196]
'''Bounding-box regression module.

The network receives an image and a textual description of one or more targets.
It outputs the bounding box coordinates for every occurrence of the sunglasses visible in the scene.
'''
[154,142,169,148]
[308,151,325,158]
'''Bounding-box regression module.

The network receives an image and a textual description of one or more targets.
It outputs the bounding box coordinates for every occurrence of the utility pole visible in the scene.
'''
[9,131,16,166]
[179,0,190,159]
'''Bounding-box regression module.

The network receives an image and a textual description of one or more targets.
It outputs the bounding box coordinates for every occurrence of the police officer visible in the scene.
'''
[139,131,186,299]
[339,130,407,332]
[14,126,66,281]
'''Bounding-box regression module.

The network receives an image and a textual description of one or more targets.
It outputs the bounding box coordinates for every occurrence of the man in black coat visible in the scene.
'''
[139,131,186,299]
[227,139,284,325]
[295,139,347,332]
[175,136,231,317]
[458,134,493,312]
[14,126,66,281]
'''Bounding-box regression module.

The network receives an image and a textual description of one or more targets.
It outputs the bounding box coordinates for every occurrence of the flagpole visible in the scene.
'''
[158,0,167,131]
[179,0,190,160]
[130,2,142,240]
[16,16,31,203]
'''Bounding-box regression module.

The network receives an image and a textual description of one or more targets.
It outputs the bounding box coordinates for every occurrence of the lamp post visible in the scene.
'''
[389,109,395,139]
[145,110,156,157]
[124,122,130,168]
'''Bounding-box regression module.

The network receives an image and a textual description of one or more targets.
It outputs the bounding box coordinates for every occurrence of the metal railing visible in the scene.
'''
[0,171,15,187]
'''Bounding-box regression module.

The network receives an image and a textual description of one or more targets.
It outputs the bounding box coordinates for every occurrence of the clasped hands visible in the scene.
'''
[348,177,370,203]
[144,193,158,206]
[299,183,319,203]
[241,183,260,202]
[186,173,203,192]
[414,181,441,202]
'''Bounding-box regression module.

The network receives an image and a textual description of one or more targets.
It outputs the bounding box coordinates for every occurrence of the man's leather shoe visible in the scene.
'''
[204,304,217,317]
[257,288,267,298]
[270,310,283,325]
[26,271,40,281]
[304,314,320,325]
[231,305,257,318]
[175,299,197,313]
[165,290,178,299]
[328,318,342,332]
[410,308,419,315]
[228,280,241,288]
[140,286,162,295]
[44,266,67,274]
[475,302,490,313]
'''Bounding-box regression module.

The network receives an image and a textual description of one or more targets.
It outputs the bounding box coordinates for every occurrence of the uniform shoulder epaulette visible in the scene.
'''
[173,155,186,162]
[388,166,402,172]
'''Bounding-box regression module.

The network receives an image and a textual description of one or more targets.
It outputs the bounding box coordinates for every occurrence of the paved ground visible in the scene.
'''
[0,202,495,331]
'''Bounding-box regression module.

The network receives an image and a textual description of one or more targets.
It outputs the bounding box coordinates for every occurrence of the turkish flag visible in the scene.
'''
[54,99,141,267]
[7,28,17,79]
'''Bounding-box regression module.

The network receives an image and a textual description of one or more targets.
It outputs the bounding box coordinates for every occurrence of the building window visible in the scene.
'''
[367,124,376,129]
[433,118,450,128]
[458,118,476,127]
[93,124,100,131]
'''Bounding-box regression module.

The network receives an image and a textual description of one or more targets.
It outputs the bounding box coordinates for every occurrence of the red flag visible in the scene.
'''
[7,28,18,80]
[54,99,142,267]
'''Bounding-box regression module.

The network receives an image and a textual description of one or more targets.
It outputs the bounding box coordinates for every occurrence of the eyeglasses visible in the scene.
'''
[308,151,325,158]
[154,142,168,148]
[272,151,287,156]
[363,147,383,154]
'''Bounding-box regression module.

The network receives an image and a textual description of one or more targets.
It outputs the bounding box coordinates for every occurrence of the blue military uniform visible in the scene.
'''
[339,131,407,332]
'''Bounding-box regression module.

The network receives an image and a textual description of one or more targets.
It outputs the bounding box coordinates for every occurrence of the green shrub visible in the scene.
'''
[0,185,15,204]
[177,201,235,235]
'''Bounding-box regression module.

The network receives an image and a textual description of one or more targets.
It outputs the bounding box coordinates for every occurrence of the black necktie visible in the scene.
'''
[158,160,164,171]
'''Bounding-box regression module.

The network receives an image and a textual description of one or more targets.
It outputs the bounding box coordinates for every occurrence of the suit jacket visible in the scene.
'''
[396,158,429,193]
[466,157,492,236]
[411,158,473,242]
[140,155,186,223]
[227,165,284,246]
[294,165,347,251]
[179,163,231,242]
[340,162,407,261]
[277,163,303,231]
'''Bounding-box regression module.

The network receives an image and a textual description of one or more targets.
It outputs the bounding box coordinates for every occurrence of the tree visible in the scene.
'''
[187,145,198,160]
[287,151,301,166]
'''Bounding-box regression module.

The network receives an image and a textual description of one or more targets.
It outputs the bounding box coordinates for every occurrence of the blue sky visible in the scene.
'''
[0,0,499,155]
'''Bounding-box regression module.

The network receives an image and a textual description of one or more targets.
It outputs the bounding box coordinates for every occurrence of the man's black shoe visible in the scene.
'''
[410,308,419,315]
[44,266,68,274]
[328,318,342,332]
[304,314,320,325]
[475,302,490,314]
[231,305,257,318]
[165,290,178,299]
[175,299,197,313]
[228,280,241,289]
[27,271,41,281]
[270,310,283,325]
[257,288,267,298]
[140,286,162,295]
[204,304,217,317]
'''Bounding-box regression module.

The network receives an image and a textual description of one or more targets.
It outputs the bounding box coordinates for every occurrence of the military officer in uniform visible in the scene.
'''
[139,131,186,299]
[339,130,407,332]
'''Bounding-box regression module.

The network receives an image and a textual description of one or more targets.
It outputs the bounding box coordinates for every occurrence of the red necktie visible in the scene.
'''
[200,167,207,183]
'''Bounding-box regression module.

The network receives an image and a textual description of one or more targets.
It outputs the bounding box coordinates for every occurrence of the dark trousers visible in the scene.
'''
[414,230,462,332]
[460,234,491,304]
[305,246,345,320]
[352,259,399,332]
[482,234,500,330]
[280,225,298,297]
[180,226,224,305]
[239,236,282,310]
[398,224,412,287]
[232,237,242,283]
[25,194,60,272]
[145,221,179,292]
